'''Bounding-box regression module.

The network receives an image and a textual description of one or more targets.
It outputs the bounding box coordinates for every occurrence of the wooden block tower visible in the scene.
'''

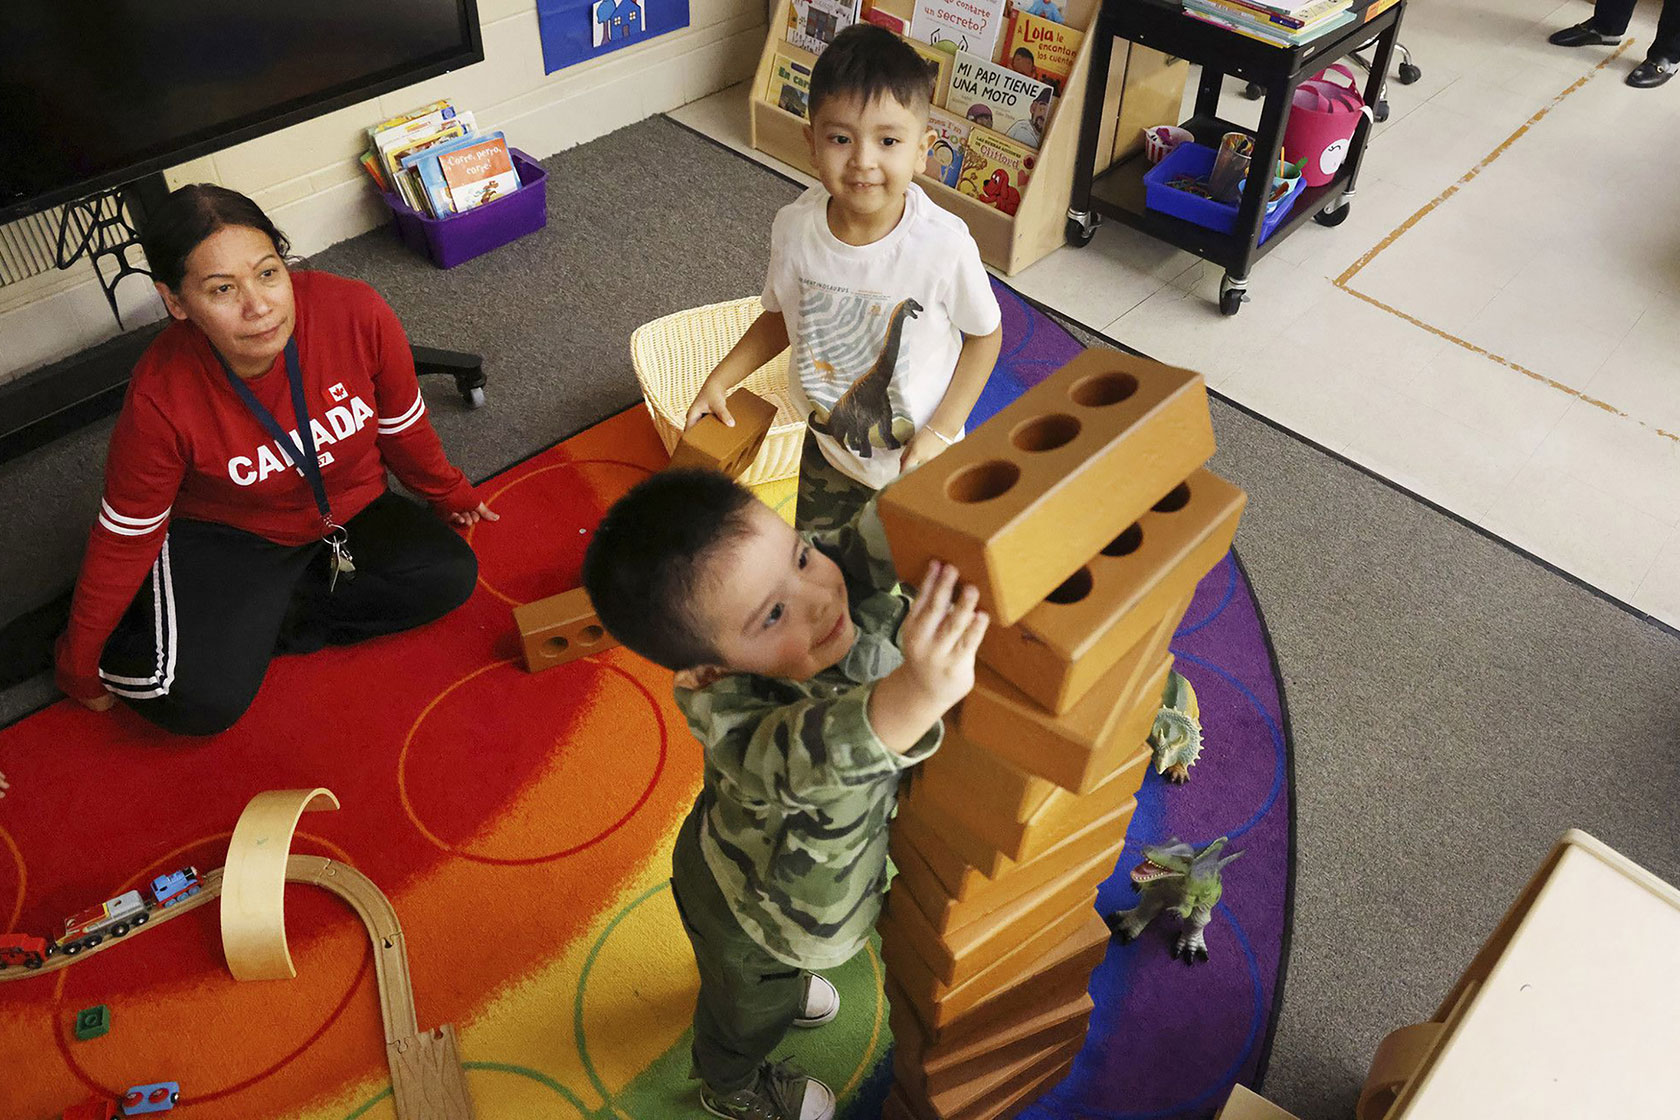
[875,349,1247,1120]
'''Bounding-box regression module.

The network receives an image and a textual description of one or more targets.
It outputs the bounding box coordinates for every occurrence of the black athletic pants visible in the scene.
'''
[1591,0,1680,59]
[99,491,477,736]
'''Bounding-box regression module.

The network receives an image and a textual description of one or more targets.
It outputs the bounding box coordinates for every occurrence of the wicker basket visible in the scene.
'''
[630,297,806,486]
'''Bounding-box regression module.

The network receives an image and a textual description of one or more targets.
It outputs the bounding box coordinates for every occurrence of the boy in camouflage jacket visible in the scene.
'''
[583,468,988,1120]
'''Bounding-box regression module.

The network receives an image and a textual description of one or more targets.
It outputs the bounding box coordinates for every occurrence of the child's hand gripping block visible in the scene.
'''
[978,468,1246,714]
[667,388,779,478]
[512,587,618,672]
[877,349,1216,626]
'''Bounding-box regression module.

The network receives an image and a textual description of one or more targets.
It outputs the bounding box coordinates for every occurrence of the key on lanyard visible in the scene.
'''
[325,525,356,593]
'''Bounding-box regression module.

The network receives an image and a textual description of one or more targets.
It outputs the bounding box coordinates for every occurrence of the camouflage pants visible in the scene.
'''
[795,427,876,534]
[670,804,806,1093]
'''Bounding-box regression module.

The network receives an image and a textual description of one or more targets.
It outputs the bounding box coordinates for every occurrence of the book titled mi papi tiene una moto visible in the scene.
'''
[945,50,1055,150]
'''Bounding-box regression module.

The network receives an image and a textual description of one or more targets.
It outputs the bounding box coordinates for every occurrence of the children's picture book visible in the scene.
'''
[923,106,971,186]
[402,125,498,218]
[439,135,522,212]
[385,117,473,212]
[787,0,859,54]
[946,50,1054,149]
[863,2,906,32]
[1010,0,1064,21]
[907,0,1008,60]
[901,35,956,106]
[374,103,464,181]
[766,51,815,117]
[956,125,1035,215]
[1002,10,1083,95]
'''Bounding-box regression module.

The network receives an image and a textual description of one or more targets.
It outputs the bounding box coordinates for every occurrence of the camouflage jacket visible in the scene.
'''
[674,499,941,969]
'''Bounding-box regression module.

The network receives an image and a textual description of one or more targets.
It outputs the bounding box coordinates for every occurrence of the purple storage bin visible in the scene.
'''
[1142,142,1302,244]
[383,147,548,268]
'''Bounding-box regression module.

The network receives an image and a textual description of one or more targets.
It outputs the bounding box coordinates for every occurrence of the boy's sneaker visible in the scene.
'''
[1548,21,1625,47]
[1629,57,1680,87]
[792,973,839,1027]
[700,1061,836,1120]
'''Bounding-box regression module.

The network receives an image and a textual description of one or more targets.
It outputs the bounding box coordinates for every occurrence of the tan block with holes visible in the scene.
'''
[884,835,1117,985]
[881,884,1102,1028]
[893,797,1132,934]
[979,468,1246,713]
[948,607,1183,794]
[893,1014,1088,1114]
[512,587,619,672]
[666,388,778,477]
[877,349,1215,626]
[893,978,1093,1099]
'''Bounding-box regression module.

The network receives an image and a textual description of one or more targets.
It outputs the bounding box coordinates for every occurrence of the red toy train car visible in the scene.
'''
[0,932,55,970]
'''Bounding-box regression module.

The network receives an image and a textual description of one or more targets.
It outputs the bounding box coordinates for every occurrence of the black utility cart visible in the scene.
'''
[1066,0,1406,315]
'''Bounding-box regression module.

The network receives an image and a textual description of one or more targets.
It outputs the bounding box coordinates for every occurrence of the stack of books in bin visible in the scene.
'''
[360,99,547,269]
[1180,0,1356,46]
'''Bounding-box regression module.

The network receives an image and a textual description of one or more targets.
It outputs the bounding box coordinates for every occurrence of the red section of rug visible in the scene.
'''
[0,409,694,1120]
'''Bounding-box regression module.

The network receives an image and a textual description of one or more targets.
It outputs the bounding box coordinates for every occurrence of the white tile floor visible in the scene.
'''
[671,0,1680,628]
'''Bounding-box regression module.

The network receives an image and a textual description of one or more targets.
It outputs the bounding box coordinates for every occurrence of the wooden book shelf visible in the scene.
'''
[749,0,1102,275]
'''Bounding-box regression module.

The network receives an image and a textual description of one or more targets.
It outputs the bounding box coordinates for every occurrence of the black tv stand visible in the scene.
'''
[0,341,488,467]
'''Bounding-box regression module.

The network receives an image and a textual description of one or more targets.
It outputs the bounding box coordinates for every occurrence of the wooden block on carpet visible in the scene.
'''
[893,796,1133,934]
[666,388,778,476]
[978,467,1245,713]
[881,898,1102,1028]
[893,979,1093,1098]
[877,349,1214,626]
[1216,1084,1306,1120]
[883,828,1117,985]
[954,606,1184,793]
[899,739,1147,877]
[512,587,618,673]
[914,1033,1086,1120]
[888,914,1111,1051]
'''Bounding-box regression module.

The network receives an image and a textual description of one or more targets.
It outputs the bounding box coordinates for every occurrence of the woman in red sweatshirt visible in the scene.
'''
[55,184,497,735]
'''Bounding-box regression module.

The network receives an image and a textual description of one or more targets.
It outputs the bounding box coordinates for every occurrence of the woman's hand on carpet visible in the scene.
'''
[0,770,8,797]
[449,502,500,527]
[76,692,115,713]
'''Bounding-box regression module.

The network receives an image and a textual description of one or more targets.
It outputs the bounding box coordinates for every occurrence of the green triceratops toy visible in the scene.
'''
[1105,836,1242,965]
[1149,669,1203,784]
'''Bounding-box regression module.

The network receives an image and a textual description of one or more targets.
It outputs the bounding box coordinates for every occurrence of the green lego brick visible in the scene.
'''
[74,1004,110,1041]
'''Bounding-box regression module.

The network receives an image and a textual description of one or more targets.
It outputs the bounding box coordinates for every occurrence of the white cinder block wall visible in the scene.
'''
[0,0,765,384]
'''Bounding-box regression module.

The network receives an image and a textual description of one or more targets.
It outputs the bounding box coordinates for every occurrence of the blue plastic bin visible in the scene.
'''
[383,147,548,268]
[1143,142,1303,243]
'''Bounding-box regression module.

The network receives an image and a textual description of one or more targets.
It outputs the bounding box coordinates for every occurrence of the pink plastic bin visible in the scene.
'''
[383,148,548,269]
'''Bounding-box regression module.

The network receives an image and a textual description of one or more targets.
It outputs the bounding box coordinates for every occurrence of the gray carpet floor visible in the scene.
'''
[3,116,1677,1119]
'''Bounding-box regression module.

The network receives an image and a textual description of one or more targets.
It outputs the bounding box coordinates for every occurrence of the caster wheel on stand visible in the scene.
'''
[1314,199,1353,227]
[1243,81,1263,100]
[1397,62,1422,84]
[463,386,487,409]
[1065,212,1098,247]
[1373,99,1391,122]
[1218,275,1248,316]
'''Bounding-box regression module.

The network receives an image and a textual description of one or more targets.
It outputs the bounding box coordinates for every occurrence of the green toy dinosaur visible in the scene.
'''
[1105,837,1242,965]
[1149,669,1203,784]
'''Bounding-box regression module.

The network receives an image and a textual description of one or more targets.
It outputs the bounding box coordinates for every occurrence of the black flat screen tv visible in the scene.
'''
[0,1,484,225]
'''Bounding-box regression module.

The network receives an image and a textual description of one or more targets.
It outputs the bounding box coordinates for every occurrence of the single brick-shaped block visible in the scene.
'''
[881,890,1099,1028]
[892,981,1093,1099]
[878,349,1215,626]
[979,468,1246,713]
[666,388,779,477]
[884,837,1117,985]
[893,798,1134,934]
[73,1004,110,1041]
[958,600,1185,790]
[512,587,618,673]
[898,1027,1087,1119]
[888,915,1111,1051]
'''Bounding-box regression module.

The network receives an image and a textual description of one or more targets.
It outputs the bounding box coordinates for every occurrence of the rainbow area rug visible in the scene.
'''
[0,280,1292,1120]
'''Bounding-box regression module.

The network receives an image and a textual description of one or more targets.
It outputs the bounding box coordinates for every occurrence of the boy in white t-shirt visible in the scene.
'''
[686,24,1003,531]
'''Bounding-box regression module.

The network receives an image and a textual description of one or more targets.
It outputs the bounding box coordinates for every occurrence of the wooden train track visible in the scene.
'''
[2,790,474,1120]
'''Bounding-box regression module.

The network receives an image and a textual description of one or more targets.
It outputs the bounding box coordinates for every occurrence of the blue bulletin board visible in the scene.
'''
[537,0,689,72]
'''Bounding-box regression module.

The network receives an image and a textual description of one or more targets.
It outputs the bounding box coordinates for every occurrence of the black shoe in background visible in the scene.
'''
[1628,57,1680,87]
[1548,21,1625,47]
[0,589,74,689]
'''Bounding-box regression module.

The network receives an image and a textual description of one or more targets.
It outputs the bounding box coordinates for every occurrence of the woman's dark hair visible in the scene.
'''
[582,468,760,671]
[140,184,291,291]
[807,24,935,121]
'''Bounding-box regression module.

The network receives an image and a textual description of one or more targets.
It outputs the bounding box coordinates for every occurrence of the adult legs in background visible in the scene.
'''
[277,490,477,653]
[1550,0,1680,82]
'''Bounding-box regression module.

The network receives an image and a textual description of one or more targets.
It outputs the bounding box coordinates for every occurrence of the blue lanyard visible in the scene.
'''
[215,336,338,535]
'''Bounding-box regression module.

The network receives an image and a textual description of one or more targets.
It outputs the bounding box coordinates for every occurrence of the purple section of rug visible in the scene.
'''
[974,281,1291,1120]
